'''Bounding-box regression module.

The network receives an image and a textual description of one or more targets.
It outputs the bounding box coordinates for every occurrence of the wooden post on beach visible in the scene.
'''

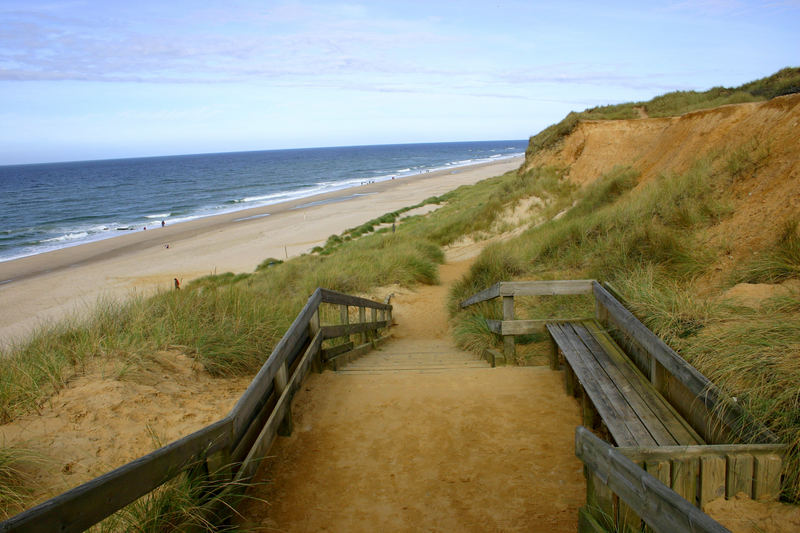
[503,295,516,361]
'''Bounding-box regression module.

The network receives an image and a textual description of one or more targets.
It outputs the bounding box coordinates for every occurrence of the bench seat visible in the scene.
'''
[547,319,704,448]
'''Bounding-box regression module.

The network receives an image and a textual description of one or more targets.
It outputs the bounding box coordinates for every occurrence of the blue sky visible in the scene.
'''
[0,1,798,165]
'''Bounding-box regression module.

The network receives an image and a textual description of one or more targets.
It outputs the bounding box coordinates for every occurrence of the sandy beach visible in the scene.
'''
[0,156,522,347]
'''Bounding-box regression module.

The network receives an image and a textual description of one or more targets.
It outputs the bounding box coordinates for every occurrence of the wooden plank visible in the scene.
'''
[726,453,754,498]
[573,321,682,446]
[700,456,726,507]
[593,282,777,445]
[319,288,392,309]
[485,319,502,334]
[501,319,568,335]
[0,417,233,533]
[499,279,595,296]
[320,341,354,360]
[547,322,646,447]
[753,454,782,501]
[273,362,293,437]
[671,457,699,506]
[236,330,322,483]
[576,427,730,533]
[460,282,501,308]
[617,444,786,461]
[582,320,703,446]
[646,460,671,486]
[502,295,515,360]
[321,320,388,339]
[230,289,321,441]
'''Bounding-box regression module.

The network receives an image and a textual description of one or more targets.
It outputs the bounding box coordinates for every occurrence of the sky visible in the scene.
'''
[0,1,798,165]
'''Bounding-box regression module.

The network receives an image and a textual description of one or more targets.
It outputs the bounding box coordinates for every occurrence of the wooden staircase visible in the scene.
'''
[334,339,489,374]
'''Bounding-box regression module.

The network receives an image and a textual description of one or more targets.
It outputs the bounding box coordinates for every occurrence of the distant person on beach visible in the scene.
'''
[161,220,165,227]
[174,278,180,290]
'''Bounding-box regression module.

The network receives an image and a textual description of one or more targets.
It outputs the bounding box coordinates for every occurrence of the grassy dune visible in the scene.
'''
[526,67,800,158]
[450,153,800,501]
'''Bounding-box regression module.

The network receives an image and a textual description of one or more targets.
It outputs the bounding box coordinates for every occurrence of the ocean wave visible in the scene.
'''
[396,168,411,173]
[42,231,89,243]
[145,213,171,219]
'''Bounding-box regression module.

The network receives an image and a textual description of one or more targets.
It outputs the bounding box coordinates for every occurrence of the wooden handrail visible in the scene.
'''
[0,287,392,533]
[460,280,595,308]
[576,427,729,533]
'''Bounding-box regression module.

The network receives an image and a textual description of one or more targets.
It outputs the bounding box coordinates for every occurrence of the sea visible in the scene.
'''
[0,140,527,263]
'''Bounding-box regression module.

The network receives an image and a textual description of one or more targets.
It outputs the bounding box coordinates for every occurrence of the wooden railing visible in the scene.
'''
[0,288,392,532]
[460,280,785,531]
[460,279,595,361]
[576,427,729,533]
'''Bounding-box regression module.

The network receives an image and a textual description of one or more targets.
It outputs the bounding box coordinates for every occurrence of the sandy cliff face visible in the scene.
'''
[523,94,800,271]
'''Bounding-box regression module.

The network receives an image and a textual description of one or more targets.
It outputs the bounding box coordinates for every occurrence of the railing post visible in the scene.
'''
[370,307,378,342]
[273,361,293,437]
[359,306,366,344]
[502,293,515,361]
[339,304,349,343]
[310,308,322,373]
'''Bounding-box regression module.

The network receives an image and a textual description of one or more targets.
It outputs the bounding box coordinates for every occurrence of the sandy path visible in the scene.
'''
[238,260,585,531]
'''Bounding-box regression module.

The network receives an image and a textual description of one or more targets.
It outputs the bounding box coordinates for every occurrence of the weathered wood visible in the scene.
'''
[319,288,392,309]
[482,348,503,368]
[230,289,321,441]
[369,307,378,341]
[320,341,354,361]
[581,321,703,446]
[460,282,501,308]
[700,456,726,507]
[593,282,776,445]
[273,362,293,437]
[670,457,699,505]
[645,459,671,486]
[309,309,322,373]
[321,320,388,339]
[576,427,730,533]
[236,330,322,483]
[548,322,647,446]
[485,319,502,334]
[617,443,787,461]
[0,417,233,533]
[726,453,754,498]
[499,318,577,335]
[359,306,367,344]
[499,279,595,296]
[581,389,597,429]
[753,454,782,501]
[326,340,374,371]
[502,295,515,360]
[549,336,559,370]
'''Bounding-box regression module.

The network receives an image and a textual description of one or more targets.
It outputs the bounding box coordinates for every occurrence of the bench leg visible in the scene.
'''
[581,388,598,429]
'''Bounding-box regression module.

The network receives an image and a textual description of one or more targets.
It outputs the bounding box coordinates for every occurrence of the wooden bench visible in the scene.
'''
[547,319,704,448]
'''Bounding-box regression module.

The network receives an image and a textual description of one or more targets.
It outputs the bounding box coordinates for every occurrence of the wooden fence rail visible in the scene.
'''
[0,288,392,533]
[576,427,729,533]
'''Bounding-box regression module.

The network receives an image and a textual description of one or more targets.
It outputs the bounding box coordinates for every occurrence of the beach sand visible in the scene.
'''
[0,157,522,347]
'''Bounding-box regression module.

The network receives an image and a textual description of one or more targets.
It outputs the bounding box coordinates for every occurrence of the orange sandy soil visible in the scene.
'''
[525,93,800,291]
[236,259,586,532]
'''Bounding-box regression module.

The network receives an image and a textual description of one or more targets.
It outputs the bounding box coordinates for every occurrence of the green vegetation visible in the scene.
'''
[527,67,800,158]
[0,447,39,519]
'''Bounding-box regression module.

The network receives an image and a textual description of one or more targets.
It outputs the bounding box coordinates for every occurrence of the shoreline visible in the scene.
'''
[0,156,522,347]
